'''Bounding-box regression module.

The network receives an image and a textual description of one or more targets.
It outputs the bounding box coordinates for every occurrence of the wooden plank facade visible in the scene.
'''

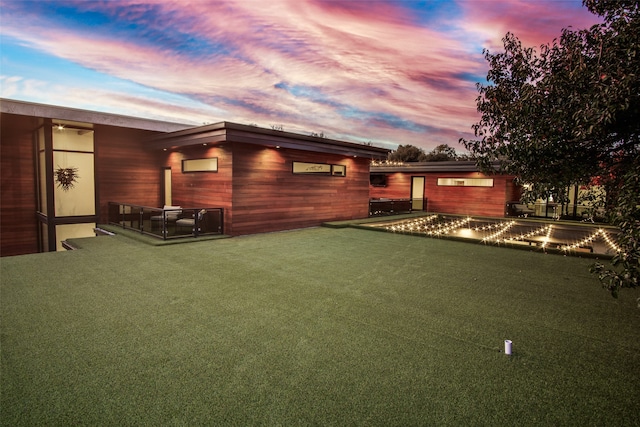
[2,99,525,258]
[95,125,166,223]
[370,162,521,217]
[156,123,388,236]
[0,113,39,256]
[1,100,190,256]
[1,100,389,255]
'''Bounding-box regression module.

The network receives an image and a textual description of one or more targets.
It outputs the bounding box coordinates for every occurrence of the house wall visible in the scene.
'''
[426,172,510,217]
[0,115,166,256]
[370,171,518,217]
[95,125,164,223]
[0,113,39,256]
[164,144,233,234]
[158,142,372,236]
[370,172,412,200]
[230,143,370,236]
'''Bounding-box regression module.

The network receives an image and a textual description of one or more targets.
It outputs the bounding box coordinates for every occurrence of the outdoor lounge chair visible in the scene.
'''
[511,203,535,217]
[176,209,206,233]
[150,205,182,231]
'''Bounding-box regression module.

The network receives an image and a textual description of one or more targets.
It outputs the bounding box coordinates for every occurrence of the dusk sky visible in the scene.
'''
[1,0,602,151]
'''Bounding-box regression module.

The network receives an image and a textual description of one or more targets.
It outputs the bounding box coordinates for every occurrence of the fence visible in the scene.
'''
[369,198,413,216]
[108,202,224,239]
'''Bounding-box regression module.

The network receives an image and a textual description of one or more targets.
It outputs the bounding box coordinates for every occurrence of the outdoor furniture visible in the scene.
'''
[176,209,206,232]
[150,205,182,231]
[510,203,535,217]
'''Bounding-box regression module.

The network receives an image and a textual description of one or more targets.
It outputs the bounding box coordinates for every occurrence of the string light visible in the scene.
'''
[481,221,516,243]
[381,216,621,256]
[501,224,553,245]
[599,229,621,253]
[371,160,404,167]
[540,225,553,249]
[562,229,620,253]
[387,215,438,232]
[425,217,471,236]
[387,216,472,235]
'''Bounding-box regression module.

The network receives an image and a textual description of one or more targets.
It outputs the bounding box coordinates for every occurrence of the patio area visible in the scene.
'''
[362,214,620,257]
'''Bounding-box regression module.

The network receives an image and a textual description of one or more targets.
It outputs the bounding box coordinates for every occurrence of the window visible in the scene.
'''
[182,158,218,172]
[332,165,346,176]
[437,178,493,187]
[292,162,346,177]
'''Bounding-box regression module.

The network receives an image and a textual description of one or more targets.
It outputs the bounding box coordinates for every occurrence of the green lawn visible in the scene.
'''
[2,226,639,426]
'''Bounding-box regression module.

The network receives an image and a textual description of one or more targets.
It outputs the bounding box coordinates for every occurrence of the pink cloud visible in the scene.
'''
[460,0,604,52]
[1,0,604,151]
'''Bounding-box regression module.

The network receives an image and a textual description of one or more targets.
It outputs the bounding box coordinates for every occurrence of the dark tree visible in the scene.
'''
[423,144,459,161]
[461,0,639,298]
[388,144,428,162]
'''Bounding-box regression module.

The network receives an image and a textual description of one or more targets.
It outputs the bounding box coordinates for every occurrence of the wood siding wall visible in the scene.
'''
[425,172,509,217]
[164,144,233,234]
[1,113,382,254]
[95,125,164,223]
[370,172,412,200]
[231,144,370,235]
[159,143,374,236]
[0,113,39,256]
[370,171,518,217]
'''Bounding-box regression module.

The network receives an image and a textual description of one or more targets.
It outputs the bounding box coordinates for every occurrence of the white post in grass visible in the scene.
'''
[504,340,512,355]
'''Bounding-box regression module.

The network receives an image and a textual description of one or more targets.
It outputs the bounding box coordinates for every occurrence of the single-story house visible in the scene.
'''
[369,161,521,217]
[150,121,390,236]
[0,99,388,256]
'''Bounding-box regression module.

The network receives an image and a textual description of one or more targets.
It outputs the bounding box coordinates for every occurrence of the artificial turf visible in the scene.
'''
[1,226,639,425]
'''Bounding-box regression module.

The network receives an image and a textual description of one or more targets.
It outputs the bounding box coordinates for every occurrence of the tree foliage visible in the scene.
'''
[388,144,428,162]
[423,144,459,161]
[388,143,466,162]
[461,0,639,298]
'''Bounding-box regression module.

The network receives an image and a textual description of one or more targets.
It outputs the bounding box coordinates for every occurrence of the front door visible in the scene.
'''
[163,167,172,206]
[411,176,425,211]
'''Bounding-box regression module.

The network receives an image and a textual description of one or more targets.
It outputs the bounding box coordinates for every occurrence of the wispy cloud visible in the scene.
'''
[0,0,602,150]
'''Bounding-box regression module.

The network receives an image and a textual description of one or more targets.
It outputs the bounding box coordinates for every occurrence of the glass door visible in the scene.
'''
[163,167,172,206]
[411,176,425,211]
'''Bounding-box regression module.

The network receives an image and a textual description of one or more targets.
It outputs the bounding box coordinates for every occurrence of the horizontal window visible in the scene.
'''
[293,162,346,177]
[182,158,218,173]
[437,178,493,187]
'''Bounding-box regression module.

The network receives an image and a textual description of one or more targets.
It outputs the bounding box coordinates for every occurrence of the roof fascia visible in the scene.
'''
[370,161,501,173]
[149,121,390,158]
[0,98,192,132]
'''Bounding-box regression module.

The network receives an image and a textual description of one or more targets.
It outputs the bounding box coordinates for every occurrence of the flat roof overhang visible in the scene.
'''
[370,161,501,173]
[149,121,391,159]
[0,98,193,133]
